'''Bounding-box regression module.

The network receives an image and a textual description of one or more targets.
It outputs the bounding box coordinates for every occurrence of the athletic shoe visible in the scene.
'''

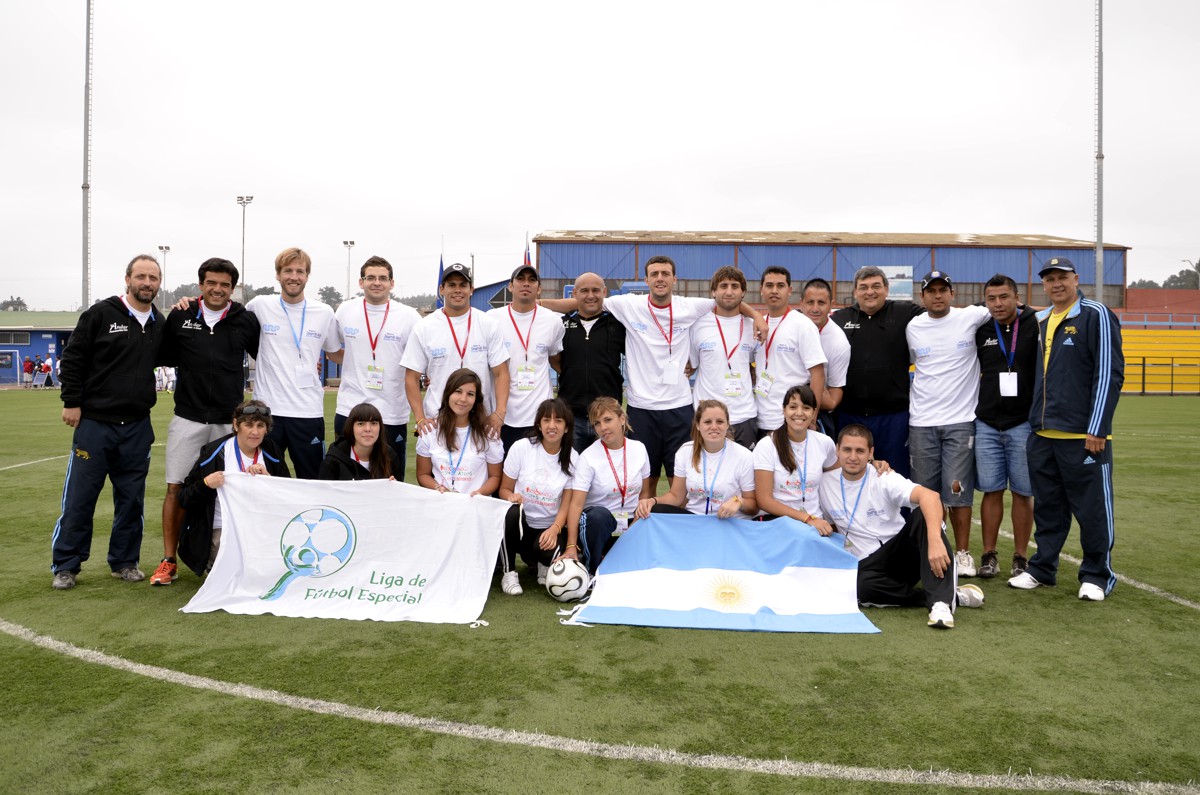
[978,551,999,579]
[1011,554,1029,578]
[956,584,985,608]
[927,602,955,629]
[111,566,145,583]
[500,571,523,596]
[1008,571,1046,590]
[1078,582,1106,602]
[150,558,177,586]
[52,571,76,590]
[954,550,977,578]
[536,563,548,586]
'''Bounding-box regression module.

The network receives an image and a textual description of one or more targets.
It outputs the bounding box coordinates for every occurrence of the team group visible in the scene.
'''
[47,247,1123,629]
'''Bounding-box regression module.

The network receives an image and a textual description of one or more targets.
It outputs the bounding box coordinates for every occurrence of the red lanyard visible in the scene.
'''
[715,315,745,371]
[647,297,674,355]
[233,444,259,472]
[763,308,790,372]
[446,310,472,366]
[507,304,537,361]
[603,439,629,505]
[197,300,231,335]
[363,301,391,361]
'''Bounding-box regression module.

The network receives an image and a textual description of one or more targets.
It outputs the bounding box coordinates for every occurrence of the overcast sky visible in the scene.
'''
[2,1,1197,310]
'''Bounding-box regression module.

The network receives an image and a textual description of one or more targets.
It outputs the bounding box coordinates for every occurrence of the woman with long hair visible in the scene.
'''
[319,402,401,481]
[563,397,652,575]
[635,399,757,519]
[752,384,839,534]
[496,398,578,595]
[415,368,503,496]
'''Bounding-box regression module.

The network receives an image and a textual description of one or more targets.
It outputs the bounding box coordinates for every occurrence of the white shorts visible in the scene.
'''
[165,415,231,484]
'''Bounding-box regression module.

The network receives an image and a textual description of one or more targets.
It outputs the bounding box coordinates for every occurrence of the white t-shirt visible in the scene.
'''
[818,468,920,560]
[816,319,851,390]
[751,431,837,518]
[201,302,231,330]
[486,305,565,428]
[689,313,757,424]
[415,424,504,495]
[503,439,578,528]
[672,440,756,515]
[753,309,827,431]
[247,296,339,418]
[400,308,510,420]
[572,438,651,516]
[605,293,716,410]
[906,305,991,427]
[334,298,421,424]
[213,437,252,529]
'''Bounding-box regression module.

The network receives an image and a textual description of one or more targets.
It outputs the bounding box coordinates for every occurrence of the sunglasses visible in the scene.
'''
[237,405,271,418]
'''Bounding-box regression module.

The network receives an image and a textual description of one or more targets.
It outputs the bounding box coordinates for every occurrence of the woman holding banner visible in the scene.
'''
[318,403,401,481]
[496,398,578,595]
[634,399,757,519]
[415,368,503,496]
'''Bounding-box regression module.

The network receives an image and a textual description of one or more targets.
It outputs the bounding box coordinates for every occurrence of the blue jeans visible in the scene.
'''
[974,420,1031,496]
[908,422,976,508]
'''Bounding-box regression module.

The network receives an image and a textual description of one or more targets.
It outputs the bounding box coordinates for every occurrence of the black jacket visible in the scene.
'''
[318,437,402,481]
[975,305,1038,431]
[830,300,923,415]
[177,434,290,576]
[558,311,626,416]
[160,298,260,424]
[59,295,164,423]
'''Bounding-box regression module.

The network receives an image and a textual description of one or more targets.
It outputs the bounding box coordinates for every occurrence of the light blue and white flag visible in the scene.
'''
[573,515,878,633]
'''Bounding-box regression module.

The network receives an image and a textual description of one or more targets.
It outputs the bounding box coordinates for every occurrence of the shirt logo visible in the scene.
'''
[1063,326,1077,335]
[842,322,860,330]
[956,339,974,349]
[630,321,648,333]
[915,346,931,358]
[430,346,447,359]
[698,341,717,352]
[982,338,999,346]
[342,326,360,337]
[262,323,281,334]
[1063,338,1075,347]
[305,329,323,339]
[108,323,128,334]
[182,319,204,331]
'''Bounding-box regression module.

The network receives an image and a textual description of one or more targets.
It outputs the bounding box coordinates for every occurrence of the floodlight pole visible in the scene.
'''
[81,0,94,310]
[344,240,355,300]
[1094,0,1105,305]
[237,195,253,290]
[158,245,170,302]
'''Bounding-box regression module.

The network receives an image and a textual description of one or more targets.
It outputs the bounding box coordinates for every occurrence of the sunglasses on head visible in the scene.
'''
[237,405,271,418]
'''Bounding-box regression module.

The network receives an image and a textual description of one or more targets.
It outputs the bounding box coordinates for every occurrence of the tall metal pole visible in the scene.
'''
[158,245,170,303]
[237,195,253,291]
[343,241,355,301]
[81,0,94,310]
[1094,0,1105,305]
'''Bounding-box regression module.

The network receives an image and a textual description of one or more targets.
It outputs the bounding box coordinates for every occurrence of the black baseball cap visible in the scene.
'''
[510,264,539,281]
[440,262,473,285]
[920,270,953,291]
[1038,257,1076,278]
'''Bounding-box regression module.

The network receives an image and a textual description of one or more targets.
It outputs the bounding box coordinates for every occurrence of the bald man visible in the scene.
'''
[554,272,626,452]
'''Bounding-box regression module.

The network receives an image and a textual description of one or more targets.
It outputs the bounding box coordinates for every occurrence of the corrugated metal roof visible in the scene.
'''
[534,230,1129,250]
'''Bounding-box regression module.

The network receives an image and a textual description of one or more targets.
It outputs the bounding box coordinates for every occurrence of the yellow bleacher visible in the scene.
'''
[1120,328,1200,394]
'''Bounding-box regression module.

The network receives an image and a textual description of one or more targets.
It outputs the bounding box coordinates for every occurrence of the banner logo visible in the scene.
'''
[261,507,357,601]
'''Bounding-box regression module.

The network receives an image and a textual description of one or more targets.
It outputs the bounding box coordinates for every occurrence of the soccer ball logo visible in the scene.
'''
[261,507,357,601]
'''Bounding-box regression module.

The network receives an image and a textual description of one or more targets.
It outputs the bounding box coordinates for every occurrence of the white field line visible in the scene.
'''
[0,618,1195,794]
[0,443,166,472]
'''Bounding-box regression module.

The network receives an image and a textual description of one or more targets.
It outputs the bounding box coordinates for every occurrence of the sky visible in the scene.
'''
[1,1,1197,310]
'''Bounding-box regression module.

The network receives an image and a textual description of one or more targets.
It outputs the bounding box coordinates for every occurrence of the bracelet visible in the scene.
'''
[651,497,658,505]
[565,544,578,550]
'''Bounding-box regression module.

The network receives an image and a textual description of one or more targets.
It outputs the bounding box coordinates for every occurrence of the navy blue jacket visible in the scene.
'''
[59,296,163,423]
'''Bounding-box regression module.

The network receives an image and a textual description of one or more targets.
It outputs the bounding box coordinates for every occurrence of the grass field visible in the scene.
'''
[1,389,1198,794]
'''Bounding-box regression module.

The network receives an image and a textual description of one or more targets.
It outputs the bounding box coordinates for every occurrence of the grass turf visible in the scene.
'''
[1,389,1197,793]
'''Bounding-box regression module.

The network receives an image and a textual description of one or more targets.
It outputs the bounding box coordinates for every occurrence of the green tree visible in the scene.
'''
[1162,268,1199,290]
[1128,279,1161,289]
[318,286,343,308]
[0,295,28,311]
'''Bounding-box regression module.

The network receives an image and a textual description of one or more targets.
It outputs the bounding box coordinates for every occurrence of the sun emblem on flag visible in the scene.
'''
[708,575,749,611]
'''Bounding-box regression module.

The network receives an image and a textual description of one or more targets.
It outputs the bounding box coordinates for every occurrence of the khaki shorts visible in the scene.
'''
[165,415,232,483]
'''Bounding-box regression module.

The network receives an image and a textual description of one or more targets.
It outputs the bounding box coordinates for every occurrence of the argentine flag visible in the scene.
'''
[573,515,878,634]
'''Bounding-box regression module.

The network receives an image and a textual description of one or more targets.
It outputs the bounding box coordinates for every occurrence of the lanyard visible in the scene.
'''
[233,443,259,472]
[839,470,868,532]
[793,434,810,500]
[647,297,674,355]
[994,316,1019,371]
[701,442,729,515]
[507,304,537,361]
[762,308,790,372]
[198,301,231,335]
[446,310,472,367]
[447,429,470,487]
[279,297,307,359]
[715,315,745,371]
[603,440,629,506]
[363,301,391,361]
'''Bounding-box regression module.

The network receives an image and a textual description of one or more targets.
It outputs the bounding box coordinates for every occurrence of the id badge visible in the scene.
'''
[724,371,744,397]
[365,364,385,391]
[660,352,682,385]
[999,372,1018,397]
[515,364,537,391]
[295,362,318,388]
[754,371,775,398]
[612,511,630,536]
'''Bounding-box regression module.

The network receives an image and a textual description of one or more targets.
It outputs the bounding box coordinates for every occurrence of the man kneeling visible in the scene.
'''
[818,424,984,629]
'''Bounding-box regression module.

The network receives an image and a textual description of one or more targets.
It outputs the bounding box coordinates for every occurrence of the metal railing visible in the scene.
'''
[1123,357,1200,395]
[1118,312,1200,329]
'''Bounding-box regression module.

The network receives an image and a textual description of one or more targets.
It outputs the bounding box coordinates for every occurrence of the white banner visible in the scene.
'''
[181,473,509,623]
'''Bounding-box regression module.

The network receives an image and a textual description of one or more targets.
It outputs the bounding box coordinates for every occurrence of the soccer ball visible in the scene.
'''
[279,507,356,579]
[545,558,590,602]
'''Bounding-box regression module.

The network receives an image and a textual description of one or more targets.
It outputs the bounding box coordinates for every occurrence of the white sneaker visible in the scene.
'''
[1008,572,1044,590]
[956,584,985,608]
[500,571,523,595]
[954,550,977,578]
[537,563,548,586]
[927,601,955,629]
[1078,582,1106,601]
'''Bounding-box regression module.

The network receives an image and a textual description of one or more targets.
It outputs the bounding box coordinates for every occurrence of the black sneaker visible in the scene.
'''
[978,551,999,579]
[1011,553,1029,578]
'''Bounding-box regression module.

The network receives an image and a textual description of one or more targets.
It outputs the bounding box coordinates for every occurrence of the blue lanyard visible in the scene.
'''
[994,316,1019,370]
[280,297,307,358]
[839,470,868,532]
[447,429,470,489]
[233,442,258,472]
[701,443,728,515]
[794,434,809,502]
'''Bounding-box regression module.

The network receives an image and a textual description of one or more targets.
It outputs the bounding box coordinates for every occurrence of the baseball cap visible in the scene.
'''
[510,264,539,281]
[440,262,473,285]
[1038,257,1076,278]
[920,270,953,291]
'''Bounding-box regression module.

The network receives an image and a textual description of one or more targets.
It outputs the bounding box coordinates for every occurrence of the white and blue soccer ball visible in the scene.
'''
[279,507,356,578]
[545,558,589,602]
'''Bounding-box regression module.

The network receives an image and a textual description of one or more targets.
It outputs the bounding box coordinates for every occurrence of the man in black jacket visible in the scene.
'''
[555,272,626,452]
[151,258,260,586]
[51,255,165,590]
